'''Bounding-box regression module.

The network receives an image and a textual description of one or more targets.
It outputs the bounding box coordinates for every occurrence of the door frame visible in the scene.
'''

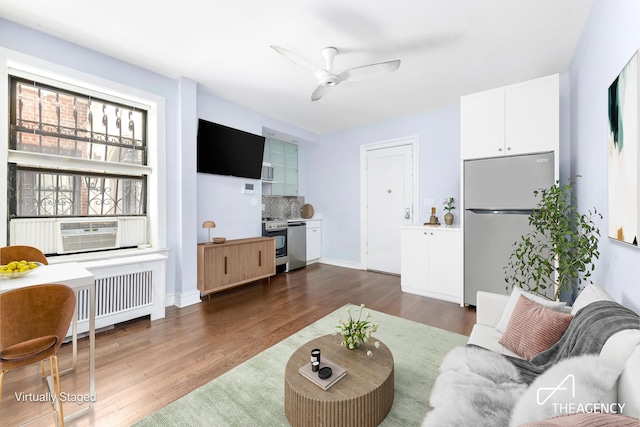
[360,136,419,270]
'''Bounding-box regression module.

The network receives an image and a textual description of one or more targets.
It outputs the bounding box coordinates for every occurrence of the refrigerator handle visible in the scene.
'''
[467,208,533,215]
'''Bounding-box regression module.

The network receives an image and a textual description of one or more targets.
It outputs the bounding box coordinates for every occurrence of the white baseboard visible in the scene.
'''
[318,258,364,270]
[167,291,201,308]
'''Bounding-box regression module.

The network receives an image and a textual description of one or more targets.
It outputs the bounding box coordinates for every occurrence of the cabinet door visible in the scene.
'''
[306,226,321,261]
[202,245,238,291]
[270,139,286,195]
[243,240,275,278]
[284,143,298,196]
[427,230,461,300]
[460,89,505,160]
[506,76,559,155]
[400,228,429,292]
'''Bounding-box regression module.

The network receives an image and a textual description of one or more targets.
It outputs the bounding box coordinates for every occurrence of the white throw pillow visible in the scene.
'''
[509,355,624,426]
[570,284,616,315]
[495,287,567,333]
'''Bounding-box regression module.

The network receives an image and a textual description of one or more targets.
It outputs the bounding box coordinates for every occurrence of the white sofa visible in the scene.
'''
[467,285,640,419]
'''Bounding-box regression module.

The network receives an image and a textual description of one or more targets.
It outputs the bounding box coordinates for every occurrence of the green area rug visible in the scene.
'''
[135,305,468,426]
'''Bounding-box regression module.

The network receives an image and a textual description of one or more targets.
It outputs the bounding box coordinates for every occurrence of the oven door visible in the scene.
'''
[264,228,287,265]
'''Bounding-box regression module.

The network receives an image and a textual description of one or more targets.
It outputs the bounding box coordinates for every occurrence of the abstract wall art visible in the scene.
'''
[608,50,639,246]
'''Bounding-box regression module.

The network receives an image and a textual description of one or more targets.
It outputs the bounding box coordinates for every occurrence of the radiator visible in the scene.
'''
[73,253,166,334]
[76,271,153,323]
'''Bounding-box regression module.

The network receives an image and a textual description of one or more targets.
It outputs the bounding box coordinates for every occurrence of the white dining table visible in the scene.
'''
[0,262,96,421]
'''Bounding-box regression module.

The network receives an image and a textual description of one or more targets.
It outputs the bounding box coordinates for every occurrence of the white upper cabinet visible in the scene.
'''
[461,74,559,160]
[460,89,505,159]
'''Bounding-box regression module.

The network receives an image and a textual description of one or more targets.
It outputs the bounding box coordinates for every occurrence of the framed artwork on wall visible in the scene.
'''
[608,50,639,246]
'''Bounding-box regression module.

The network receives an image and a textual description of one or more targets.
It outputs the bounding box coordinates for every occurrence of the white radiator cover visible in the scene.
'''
[73,253,166,334]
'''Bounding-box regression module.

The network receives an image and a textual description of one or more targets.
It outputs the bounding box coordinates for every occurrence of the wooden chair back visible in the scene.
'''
[0,246,48,265]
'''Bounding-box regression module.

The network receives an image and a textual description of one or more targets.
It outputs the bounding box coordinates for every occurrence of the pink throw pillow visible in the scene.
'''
[498,295,573,360]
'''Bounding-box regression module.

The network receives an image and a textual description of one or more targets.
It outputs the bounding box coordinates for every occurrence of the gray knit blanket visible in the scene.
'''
[507,300,640,384]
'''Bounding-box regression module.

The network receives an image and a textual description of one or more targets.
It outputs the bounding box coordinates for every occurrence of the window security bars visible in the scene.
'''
[9,77,147,218]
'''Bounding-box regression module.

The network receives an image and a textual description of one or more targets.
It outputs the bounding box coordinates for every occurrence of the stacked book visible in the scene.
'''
[298,358,346,390]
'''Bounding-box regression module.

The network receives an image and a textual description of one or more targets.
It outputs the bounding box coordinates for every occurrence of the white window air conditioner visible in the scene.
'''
[56,219,119,254]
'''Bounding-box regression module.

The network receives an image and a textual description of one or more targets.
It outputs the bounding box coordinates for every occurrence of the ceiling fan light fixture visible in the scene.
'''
[272,45,400,101]
[322,75,341,87]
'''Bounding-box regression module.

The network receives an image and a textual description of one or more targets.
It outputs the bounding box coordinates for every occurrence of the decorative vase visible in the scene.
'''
[444,212,454,226]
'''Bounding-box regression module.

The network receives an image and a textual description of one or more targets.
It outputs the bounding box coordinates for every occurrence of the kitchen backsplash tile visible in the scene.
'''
[263,196,305,219]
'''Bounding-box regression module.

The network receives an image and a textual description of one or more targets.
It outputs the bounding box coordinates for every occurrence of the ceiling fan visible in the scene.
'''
[271,45,401,101]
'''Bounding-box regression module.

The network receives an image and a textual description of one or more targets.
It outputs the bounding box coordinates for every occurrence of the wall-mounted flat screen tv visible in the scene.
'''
[197,119,265,179]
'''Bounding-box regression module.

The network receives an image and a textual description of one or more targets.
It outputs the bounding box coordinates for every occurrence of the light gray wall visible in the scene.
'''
[568,0,640,312]
[308,104,461,266]
[195,90,318,242]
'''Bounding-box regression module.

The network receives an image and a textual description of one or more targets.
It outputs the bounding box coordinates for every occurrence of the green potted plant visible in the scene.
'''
[443,197,456,226]
[504,177,602,301]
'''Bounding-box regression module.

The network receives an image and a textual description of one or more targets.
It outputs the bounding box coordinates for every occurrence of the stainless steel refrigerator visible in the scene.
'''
[463,152,555,306]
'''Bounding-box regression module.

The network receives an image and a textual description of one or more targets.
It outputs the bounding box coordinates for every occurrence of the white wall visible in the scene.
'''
[568,0,640,312]
[308,105,461,266]
[196,90,319,242]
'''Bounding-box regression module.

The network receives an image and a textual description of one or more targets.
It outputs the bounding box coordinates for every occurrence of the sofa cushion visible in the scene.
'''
[618,345,640,419]
[468,324,523,359]
[496,287,568,333]
[499,296,573,360]
[570,284,616,315]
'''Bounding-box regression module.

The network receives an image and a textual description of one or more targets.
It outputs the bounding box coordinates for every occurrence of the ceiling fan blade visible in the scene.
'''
[271,45,326,76]
[311,84,331,101]
[339,60,401,82]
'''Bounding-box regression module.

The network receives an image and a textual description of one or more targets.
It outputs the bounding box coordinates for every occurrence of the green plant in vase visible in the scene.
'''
[504,176,602,301]
[443,197,456,226]
[335,304,380,356]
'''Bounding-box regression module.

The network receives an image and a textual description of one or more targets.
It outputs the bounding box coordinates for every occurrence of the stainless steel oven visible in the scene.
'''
[262,219,288,273]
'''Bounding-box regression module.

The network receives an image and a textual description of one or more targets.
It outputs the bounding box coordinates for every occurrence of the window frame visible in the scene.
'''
[0,48,166,255]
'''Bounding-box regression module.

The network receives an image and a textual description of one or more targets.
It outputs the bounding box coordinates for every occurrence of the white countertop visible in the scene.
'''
[402,224,460,231]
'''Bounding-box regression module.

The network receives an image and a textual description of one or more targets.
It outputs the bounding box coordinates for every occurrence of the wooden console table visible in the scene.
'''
[197,237,275,297]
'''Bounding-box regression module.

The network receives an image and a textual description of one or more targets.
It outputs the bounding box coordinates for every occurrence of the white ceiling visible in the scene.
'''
[0,0,594,136]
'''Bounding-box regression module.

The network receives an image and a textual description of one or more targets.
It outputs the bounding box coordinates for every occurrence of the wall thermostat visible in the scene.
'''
[242,183,255,194]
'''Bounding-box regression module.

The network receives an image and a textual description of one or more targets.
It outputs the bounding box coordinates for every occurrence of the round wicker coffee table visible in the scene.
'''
[284,334,394,427]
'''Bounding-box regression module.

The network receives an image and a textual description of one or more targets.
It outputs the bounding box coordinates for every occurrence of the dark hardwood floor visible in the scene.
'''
[0,263,475,426]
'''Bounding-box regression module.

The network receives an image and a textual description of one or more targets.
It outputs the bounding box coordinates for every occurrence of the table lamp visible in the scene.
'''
[202,220,216,244]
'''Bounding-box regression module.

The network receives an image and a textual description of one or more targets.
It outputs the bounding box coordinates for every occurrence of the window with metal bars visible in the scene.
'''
[8,76,148,219]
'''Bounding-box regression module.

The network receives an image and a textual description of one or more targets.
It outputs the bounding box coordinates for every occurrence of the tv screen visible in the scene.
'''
[197,119,266,179]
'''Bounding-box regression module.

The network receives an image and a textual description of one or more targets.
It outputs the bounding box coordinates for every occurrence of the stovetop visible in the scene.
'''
[262,217,288,231]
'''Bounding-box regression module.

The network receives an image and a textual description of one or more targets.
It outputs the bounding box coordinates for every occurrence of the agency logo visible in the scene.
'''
[537,374,575,405]
[536,374,626,415]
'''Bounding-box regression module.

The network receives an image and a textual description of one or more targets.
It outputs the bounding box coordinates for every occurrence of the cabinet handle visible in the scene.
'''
[259,250,262,267]
[224,256,227,274]
[507,146,512,151]
[498,148,503,152]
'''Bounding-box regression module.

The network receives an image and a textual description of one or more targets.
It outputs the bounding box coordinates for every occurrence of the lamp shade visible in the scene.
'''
[202,221,216,229]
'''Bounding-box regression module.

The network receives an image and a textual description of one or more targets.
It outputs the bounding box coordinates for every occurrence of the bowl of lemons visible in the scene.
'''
[0,260,43,278]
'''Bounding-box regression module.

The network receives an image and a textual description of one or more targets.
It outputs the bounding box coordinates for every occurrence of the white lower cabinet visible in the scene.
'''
[306,220,322,262]
[400,226,461,303]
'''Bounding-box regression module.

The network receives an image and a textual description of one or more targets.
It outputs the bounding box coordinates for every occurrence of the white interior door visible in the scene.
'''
[366,143,414,274]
